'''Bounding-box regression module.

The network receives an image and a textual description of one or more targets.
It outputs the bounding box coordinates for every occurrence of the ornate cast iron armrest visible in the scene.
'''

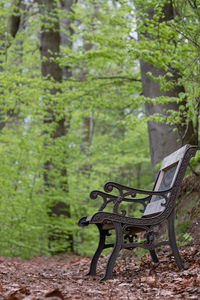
[104,181,172,198]
[90,190,117,211]
[90,190,150,212]
[104,182,173,213]
[78,216,89,227]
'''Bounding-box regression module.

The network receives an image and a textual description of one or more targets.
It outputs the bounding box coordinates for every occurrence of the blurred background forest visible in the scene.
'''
[0,0,200,257]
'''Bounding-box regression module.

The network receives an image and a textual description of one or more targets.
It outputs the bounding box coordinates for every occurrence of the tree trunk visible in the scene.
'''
[138,2,197,171]
[0,0,24,130]
[40,0,74,253]
[140,61,197,169]
[60,0,74,79]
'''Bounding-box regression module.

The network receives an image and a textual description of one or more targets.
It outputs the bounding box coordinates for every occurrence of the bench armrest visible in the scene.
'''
[104,181,172,197]
[104,181,173,215]
[90,190,151,212]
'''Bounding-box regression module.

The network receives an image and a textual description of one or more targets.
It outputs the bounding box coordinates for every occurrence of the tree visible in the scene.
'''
[39,0,74,252]
[0,0,24,130]
[0,0,198,258]
[135,0,198,171]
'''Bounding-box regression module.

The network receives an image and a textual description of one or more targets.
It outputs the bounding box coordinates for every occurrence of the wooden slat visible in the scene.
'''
[143,145,190,218]
[161,144,188,169]
[143,198,166,217]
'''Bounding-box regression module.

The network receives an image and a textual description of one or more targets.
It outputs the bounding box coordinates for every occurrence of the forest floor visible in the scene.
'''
[0,243,199,300]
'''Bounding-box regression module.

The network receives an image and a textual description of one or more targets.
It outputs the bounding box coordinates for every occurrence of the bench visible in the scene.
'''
[78,144,199,280]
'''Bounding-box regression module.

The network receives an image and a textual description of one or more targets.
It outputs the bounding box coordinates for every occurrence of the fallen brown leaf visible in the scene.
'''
[44,288,64,299]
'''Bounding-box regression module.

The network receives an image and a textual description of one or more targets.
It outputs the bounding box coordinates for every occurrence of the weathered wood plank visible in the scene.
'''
[161,144,188,169]
[143,145,188,217]
[143,198,166,217]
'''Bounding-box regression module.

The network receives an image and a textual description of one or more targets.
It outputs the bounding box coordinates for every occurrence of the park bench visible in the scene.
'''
[78,144,199,280]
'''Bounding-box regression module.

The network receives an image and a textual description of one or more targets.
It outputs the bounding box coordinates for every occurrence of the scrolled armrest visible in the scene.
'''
[104,181,172,198]
[90,190,118,211]
[90,189,150,212]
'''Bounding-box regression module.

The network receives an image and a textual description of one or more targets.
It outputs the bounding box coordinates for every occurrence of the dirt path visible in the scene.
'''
[0,245,199,299]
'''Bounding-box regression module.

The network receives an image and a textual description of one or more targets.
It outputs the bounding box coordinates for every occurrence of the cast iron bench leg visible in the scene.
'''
[87,224,106,276]
[147,231,159,263]
[168,212,184,270]
[149,250,159,263]
[101,222,122,281]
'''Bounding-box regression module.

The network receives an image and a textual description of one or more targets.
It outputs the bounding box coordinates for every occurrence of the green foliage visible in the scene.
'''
[183,233,194,243]
[0,0,199,258]
[134,0,200,130]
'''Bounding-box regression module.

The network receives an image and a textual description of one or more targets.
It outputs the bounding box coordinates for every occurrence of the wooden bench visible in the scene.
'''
[78,144,199,280]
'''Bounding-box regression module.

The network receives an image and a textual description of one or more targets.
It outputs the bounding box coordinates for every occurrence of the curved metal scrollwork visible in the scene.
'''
[104,182,137,198]
[90,189,150,215]
[90,190,117,211]
[113,196,126,216]
[104,181,173,216]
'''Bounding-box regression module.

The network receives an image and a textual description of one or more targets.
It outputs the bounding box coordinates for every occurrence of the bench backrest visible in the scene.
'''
[143,144,198,217]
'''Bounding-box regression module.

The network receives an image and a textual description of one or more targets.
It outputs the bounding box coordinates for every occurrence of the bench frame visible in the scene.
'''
[78,144,199,280]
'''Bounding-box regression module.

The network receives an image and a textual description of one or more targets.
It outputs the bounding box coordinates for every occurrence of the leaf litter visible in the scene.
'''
[0,245,199,299]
